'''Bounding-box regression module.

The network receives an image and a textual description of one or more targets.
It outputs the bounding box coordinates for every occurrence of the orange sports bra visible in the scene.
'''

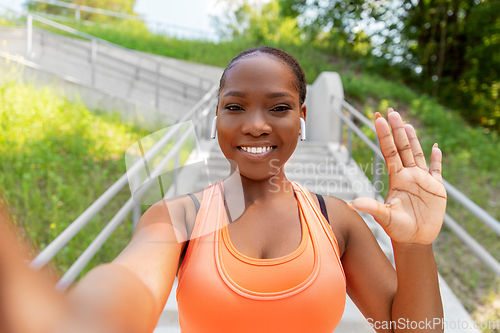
[176,180,346,332]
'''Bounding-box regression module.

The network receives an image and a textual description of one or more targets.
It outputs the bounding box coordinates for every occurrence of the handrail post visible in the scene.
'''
[91,38,97,86]
[373,137,381,198]
[173,130,180,196]
[75,5,81,21]
[131,157,141,235]
[347,111,353,162]
[155,62,160,109]
[338,104,345,153]
[26,14,32,58]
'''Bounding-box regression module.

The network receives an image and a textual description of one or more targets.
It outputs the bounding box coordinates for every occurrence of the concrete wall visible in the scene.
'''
[305,72,344,143]
[0,53,173,131]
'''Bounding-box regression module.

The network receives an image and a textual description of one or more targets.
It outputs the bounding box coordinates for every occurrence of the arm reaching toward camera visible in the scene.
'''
[0,199,184,333]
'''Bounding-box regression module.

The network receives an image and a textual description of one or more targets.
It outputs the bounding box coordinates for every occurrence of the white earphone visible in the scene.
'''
[210,116,217,139]
[300,117,306,141]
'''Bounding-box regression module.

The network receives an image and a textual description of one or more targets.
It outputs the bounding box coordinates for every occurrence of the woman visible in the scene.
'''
[0,47,446,333]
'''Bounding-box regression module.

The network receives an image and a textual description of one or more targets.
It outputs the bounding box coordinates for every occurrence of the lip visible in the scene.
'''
[237,145,277,160]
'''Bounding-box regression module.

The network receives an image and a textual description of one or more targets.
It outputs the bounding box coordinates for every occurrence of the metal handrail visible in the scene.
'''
[25,32,200,99]
[28,11,214,86]
[30,86,218,281]
[55,124,196,291]
[0,50,186,121]
[28,0,217,40]
[27,32,205,103]
[338,99,500,278]
[0,7,214,110]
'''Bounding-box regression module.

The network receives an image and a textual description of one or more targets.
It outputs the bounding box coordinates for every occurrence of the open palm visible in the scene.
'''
[350,109,447,245]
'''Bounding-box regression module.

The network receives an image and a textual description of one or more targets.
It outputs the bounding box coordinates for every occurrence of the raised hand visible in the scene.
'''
[349,108,447,245]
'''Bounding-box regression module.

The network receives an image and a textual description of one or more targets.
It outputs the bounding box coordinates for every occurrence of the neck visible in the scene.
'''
[223,166,293,205]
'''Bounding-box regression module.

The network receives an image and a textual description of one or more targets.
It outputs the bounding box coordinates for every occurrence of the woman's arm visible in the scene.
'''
[328,197,443,332]
[328,108,446,332]
[0,198,185,333]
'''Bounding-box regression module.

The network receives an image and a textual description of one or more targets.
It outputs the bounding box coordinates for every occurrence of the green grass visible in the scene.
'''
[0,75,193,282]
[0,18,17,26]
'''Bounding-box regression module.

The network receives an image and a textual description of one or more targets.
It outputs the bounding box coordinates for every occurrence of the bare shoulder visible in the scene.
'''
[309,192,376,258]
[135,188,205,239]
[323,195,360,257]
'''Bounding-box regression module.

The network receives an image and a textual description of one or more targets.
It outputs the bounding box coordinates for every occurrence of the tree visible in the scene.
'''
[280,0,500,131]
[212,0,301,44]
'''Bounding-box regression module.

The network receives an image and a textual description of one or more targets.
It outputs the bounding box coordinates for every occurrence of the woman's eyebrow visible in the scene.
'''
[222,91,246,97]
[222,91,294,99]
[266,92,294,99]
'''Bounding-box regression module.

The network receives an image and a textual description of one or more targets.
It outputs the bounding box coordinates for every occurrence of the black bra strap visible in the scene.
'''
[187,193,200,214]
[315,193,330,225]
[179,193,200,271]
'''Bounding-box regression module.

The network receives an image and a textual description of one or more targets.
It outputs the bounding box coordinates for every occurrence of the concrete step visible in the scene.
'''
[153,327,180,333]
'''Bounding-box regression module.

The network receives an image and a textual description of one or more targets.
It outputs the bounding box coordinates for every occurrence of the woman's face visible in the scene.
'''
[216,54,306,182]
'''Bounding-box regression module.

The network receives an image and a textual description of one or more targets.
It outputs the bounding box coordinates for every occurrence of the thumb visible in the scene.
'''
[348,197,392,230]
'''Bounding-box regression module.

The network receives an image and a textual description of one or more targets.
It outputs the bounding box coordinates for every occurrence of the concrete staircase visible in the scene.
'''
[0,25,221,129]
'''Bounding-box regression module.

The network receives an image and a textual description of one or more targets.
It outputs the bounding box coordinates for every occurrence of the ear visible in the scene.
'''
[300,104,307,122]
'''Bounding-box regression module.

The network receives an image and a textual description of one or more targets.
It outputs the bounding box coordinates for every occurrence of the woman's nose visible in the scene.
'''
[241,111,272,137]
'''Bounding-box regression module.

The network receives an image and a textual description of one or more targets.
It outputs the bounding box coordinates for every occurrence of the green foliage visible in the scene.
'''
[0,18,17,26]
[213,0,301,44]
[399,0,500,132]
[341,70,500,173]
[279,0,500,133]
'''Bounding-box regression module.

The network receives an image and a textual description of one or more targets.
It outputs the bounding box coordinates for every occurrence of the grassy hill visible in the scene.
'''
[0,74,155,281]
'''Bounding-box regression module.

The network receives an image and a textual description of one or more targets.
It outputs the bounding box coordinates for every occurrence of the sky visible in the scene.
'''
[133,0,269,38]
[133,0,222,35]
[0,0,269,39]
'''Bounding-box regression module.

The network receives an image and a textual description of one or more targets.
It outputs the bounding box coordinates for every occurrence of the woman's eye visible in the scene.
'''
[226,105,243,111]
[271,106,291,112]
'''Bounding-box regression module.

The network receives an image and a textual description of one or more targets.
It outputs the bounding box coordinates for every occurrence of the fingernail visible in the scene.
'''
[375,112,382,119]
[346,201,355,210]
[403,120,407,125]
[433,143,438,149]
[388,107,394,113]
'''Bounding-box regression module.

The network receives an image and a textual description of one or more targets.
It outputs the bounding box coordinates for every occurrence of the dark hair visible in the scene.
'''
[218,46,307,106]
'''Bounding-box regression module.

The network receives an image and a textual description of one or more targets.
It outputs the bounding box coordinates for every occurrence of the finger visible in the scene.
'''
[429,143,443,183]
[404,124,427,170]
[374,112,403,174]
[387,108,417,168]
[348,197,392,230]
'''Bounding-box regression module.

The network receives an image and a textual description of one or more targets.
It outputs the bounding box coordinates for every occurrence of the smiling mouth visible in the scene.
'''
[237,146,277,155]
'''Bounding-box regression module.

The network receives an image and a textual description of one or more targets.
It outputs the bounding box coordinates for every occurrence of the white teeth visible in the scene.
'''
[239,146,274,154]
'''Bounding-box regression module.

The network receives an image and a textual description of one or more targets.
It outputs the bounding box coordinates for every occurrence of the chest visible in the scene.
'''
[226,201,303,260]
